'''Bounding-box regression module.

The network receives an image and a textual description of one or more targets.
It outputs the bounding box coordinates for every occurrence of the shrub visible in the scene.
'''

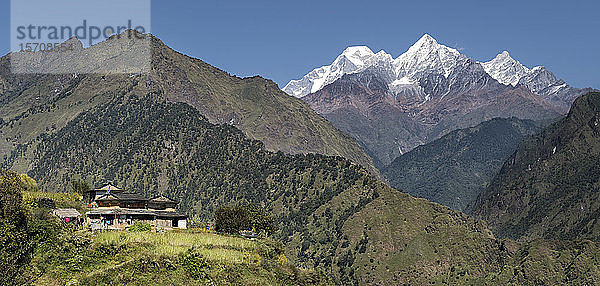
[214,204,276,235]
[179,248,210,280]
[128,222,151,232]
[0,170,34,285]
[214,205,250,234]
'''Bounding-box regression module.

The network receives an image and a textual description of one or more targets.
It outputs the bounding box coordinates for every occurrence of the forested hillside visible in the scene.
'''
[0,32,378,177]
[472,92,600,241]
[383,117,544,211]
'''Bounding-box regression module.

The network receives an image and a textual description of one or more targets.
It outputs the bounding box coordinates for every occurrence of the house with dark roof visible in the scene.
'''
[85,184,187,231]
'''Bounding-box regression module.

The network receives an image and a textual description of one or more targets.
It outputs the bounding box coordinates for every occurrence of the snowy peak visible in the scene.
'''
[408,34,438,51]
[330,46,375,75]
[404,34,453,55]
[283,46,392,98]
[393,34,463,78]
[517,65,559,94]
[283,34,465,98]
[338,46,374,63]
[284,34,586,107]
[481,51,530,86]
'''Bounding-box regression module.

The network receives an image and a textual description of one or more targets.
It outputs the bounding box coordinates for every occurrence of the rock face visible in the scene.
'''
[302,72,424,166]
[471,92,600,241]
[285,34,588,166]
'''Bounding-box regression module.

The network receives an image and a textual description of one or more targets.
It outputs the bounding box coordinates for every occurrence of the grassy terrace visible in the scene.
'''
[27,230,327,286]
[96,231,264,264]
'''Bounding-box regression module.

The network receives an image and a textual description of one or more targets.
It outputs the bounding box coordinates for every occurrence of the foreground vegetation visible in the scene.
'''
[0,170,325,285]
[1,156,600,285]
[26,230,325,286]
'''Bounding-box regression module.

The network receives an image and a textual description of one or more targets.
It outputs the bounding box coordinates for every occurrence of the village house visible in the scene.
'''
[52,208,82,227]
[85,184,187,231]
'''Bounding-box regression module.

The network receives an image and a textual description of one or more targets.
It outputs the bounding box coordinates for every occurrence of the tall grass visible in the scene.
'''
[95,230,259,263]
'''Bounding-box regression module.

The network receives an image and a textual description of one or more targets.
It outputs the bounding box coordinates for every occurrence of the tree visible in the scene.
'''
[214,204,276,235]
[70,179,91,194]
[0,170,33,285]
[214,205,249,234]
[245,203,276,235]
[70,179,91,200]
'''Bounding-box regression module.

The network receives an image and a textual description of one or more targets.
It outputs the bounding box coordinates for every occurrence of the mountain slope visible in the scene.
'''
[383,117,544,211]
[0,32,378,176]
[304,70,562,166]
[471,92,600,241]
[302,72,424,167]
[2,89,499,284]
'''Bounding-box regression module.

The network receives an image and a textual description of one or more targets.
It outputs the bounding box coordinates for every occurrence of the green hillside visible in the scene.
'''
[28,231,326,286]
[0,32,378,177]
[3,90,498,283]
[383,117,544,211]
[472,92,600,241]
[0,172,325,286]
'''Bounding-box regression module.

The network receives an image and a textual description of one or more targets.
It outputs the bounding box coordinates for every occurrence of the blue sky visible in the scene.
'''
[1,0,598,88]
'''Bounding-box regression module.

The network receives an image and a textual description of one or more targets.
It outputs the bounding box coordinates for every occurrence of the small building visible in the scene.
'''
[85,184,187,231]
[52,208,82,224]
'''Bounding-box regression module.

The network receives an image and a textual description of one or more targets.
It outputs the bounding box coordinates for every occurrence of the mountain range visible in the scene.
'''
[284,34,590,109]
[285,34,593,166]
[2,31,600,285]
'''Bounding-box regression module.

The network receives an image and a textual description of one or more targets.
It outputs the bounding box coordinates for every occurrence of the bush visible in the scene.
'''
[245,203,276,235]
[214,204,276,235]
[179,248,210,280]
[214,205,250,234]
[128,222,151,232]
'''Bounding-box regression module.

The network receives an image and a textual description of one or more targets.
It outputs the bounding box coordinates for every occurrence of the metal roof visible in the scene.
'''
[52,208,81,218]
[95,184,121,191]
[95,193,147,201]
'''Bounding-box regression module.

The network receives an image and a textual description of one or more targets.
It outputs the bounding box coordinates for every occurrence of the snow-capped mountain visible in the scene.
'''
[284,34,591,108]
[481,52,593,107]
[392,34,462,80]
[289,34,575,167]
[284,34,467,98]
[480,51,530,86]
[282,46,393,98]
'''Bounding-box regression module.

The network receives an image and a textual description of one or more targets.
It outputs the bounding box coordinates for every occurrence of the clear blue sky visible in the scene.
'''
[1,0,598,89]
